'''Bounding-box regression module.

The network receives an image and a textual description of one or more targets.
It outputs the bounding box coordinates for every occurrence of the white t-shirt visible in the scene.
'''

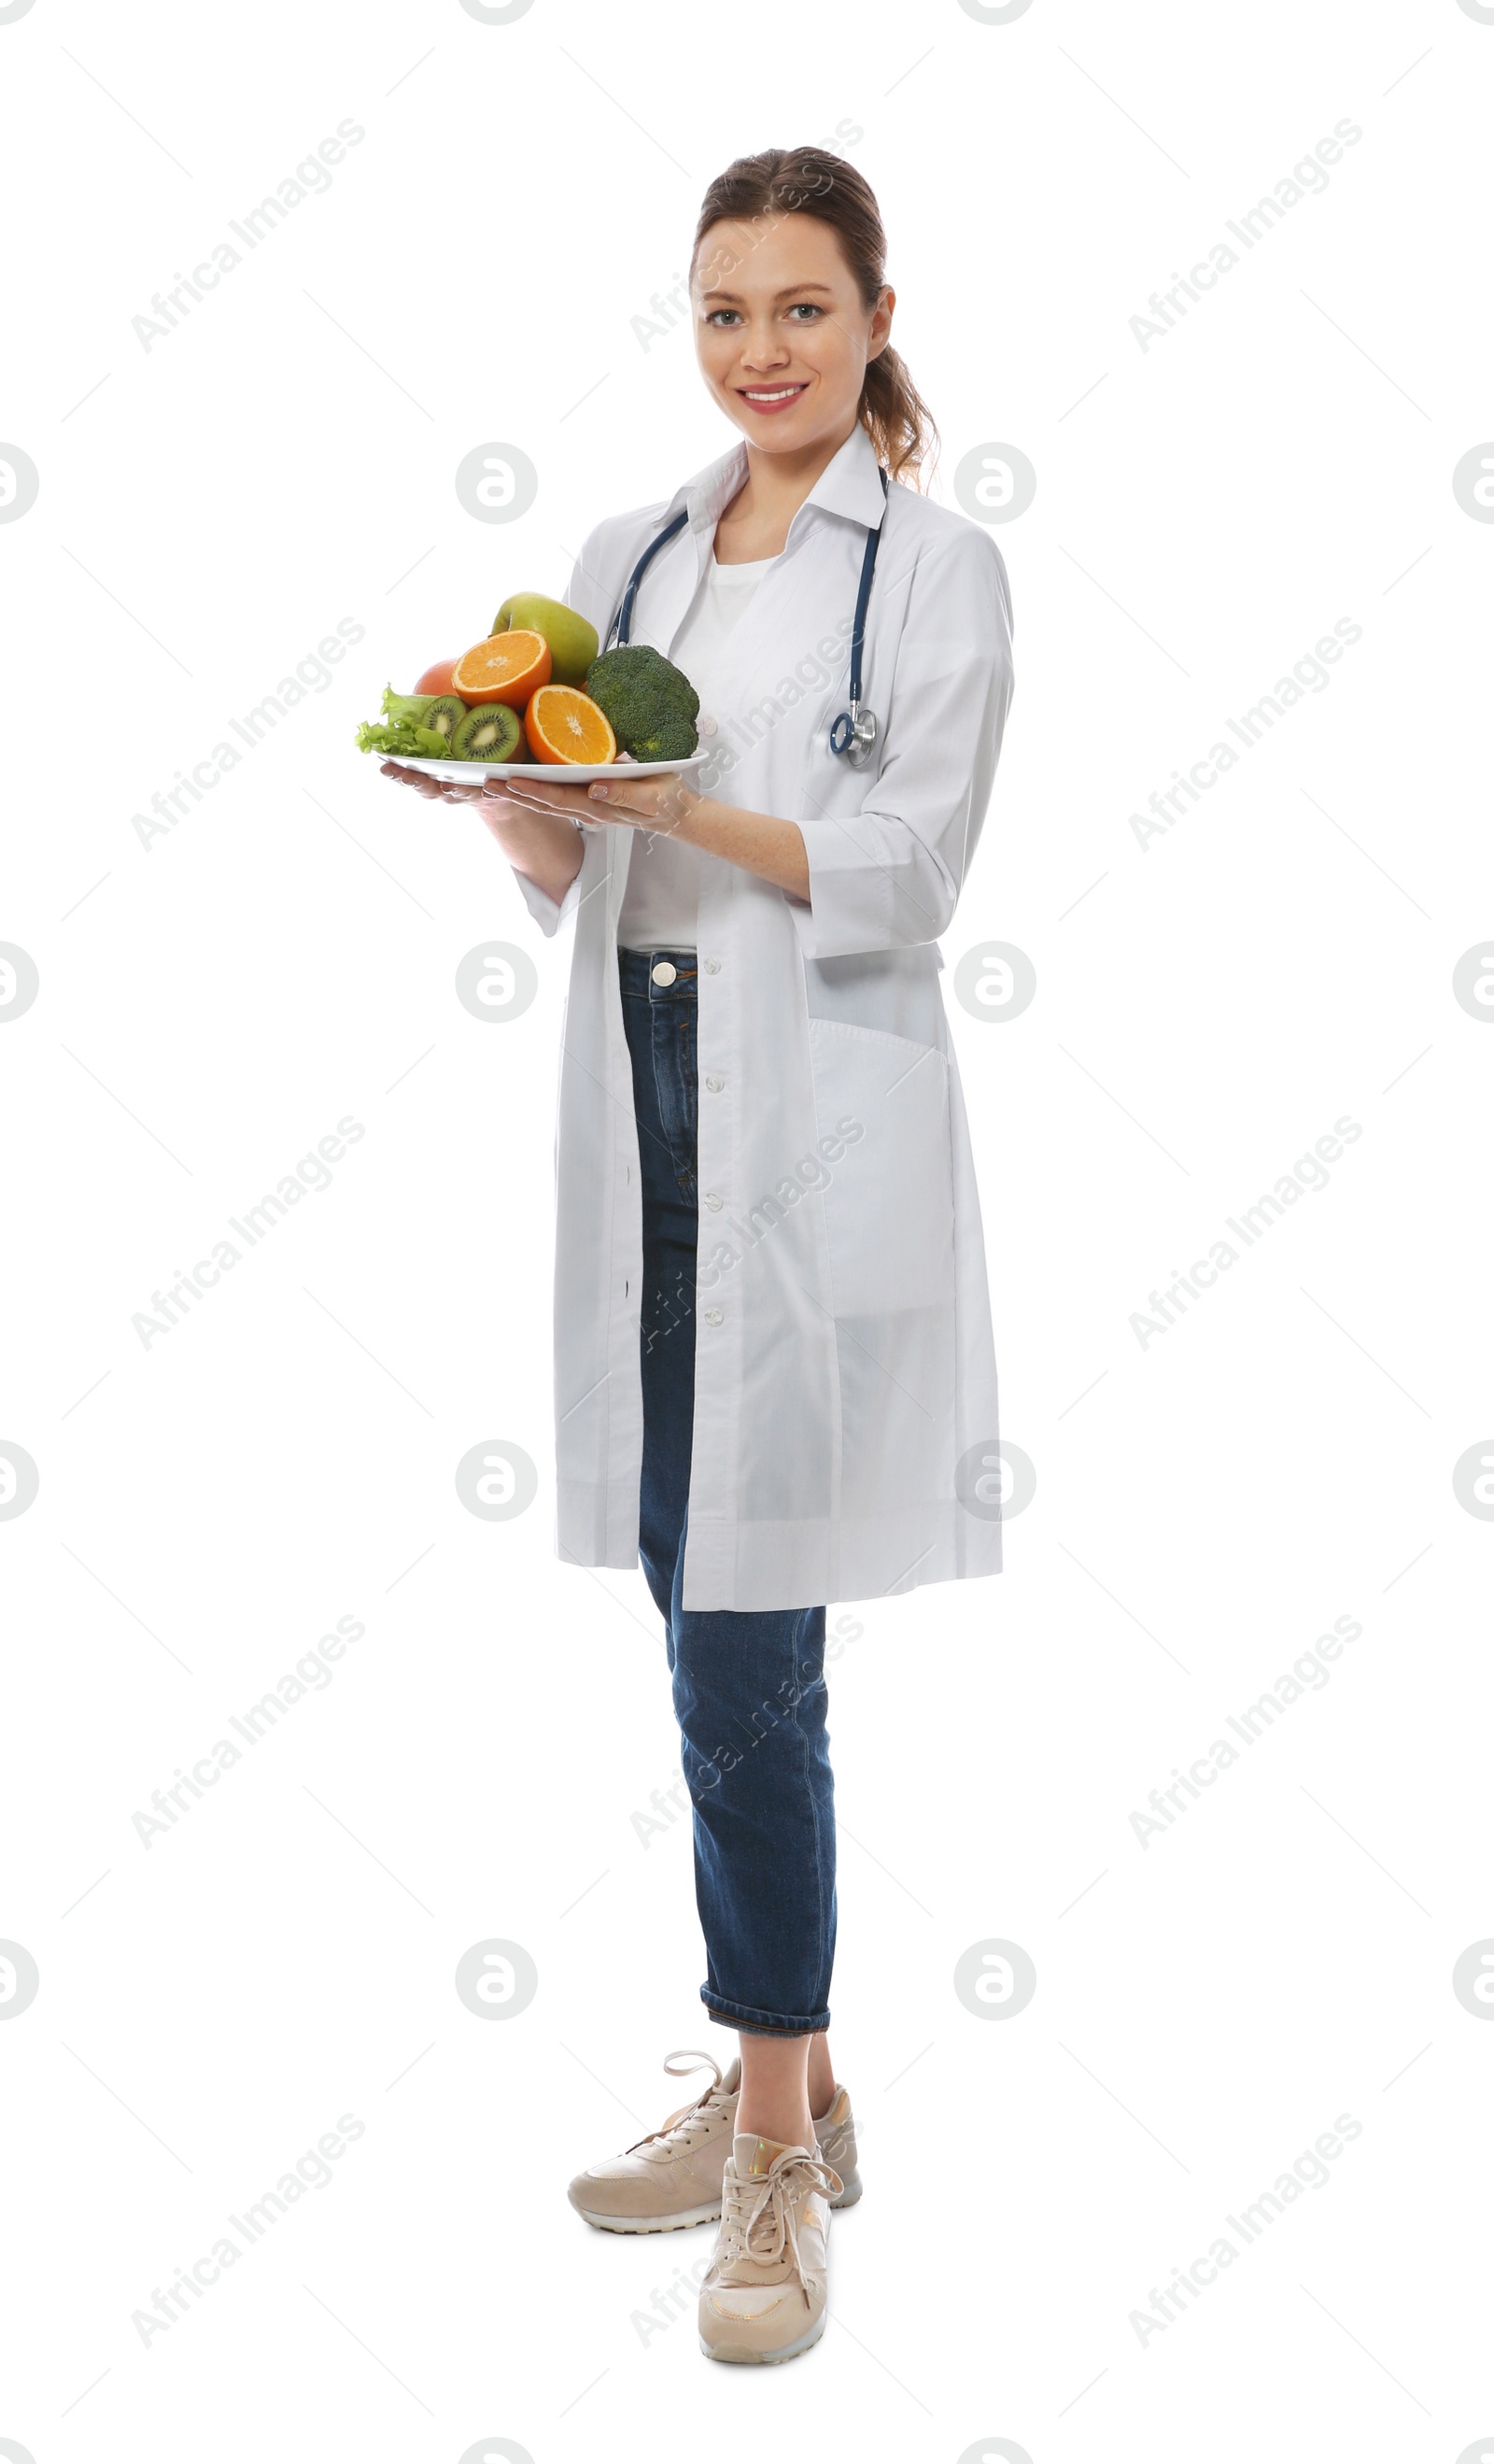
[615,550,776,952]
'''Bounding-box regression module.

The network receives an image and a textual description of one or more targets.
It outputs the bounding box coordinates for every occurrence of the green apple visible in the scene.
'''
[491,592,599,689]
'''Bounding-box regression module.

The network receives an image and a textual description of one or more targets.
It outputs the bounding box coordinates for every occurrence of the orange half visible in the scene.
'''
[525,685,618,766]
[452,630,551,708]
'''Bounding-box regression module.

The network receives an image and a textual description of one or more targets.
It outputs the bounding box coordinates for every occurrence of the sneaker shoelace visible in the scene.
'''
[626,2049,730,2158]
[717,2149,843,2292]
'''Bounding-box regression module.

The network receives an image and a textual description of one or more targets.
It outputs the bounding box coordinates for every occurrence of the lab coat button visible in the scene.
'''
[703,957,722,974]
[704,1307,724,1326]
[651,960,677,987]
[698,714,718,737]
[705,1075,724,1093]
[703,1191,724,1211]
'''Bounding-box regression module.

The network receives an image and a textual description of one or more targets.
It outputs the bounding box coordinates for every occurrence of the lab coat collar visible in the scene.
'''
[659,417,889,540]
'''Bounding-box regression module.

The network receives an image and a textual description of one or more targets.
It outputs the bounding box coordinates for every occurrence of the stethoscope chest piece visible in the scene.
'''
[828,703,878,766]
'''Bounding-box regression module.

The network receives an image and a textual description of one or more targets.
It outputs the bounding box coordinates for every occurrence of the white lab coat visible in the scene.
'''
[514,419,1015,1610]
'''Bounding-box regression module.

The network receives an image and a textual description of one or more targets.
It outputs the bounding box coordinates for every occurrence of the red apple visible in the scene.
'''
[415,658,459,696]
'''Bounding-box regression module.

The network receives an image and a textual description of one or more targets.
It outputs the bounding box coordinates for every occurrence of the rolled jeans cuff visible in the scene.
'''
[702,1987,831,2039]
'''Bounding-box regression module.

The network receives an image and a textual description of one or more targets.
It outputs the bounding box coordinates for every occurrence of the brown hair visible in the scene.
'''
[690,148,939,490]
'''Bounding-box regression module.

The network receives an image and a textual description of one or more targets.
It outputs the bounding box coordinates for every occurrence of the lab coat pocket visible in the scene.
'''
[807,1016,955,1318]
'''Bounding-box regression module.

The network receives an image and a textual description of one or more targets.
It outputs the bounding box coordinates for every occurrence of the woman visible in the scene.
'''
[385,146,1015,2365]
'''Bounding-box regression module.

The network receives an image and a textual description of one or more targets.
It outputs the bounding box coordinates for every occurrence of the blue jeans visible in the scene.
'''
[619,946,837,2038]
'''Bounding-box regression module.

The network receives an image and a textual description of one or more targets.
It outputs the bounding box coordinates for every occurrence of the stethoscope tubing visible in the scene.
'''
[605,465,889,764]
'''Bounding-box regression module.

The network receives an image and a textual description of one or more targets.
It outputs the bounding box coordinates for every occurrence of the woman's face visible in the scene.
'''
[692,211,893,458]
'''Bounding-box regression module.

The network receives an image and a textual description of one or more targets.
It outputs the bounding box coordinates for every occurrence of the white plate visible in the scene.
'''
[381,752,709,786]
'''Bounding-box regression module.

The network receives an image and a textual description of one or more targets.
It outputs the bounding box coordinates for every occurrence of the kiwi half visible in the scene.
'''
[421,693,464,742]
[452,703,522,762]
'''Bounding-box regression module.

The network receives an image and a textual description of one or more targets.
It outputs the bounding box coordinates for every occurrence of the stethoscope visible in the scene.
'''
[604,465,890,769]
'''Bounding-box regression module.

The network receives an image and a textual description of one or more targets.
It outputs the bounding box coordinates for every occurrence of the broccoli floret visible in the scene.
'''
[585,644,699,762]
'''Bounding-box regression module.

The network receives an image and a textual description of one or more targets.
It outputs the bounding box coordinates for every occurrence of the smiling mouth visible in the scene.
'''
[737,382,809,404]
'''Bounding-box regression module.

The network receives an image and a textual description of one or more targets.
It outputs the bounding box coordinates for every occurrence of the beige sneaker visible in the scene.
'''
[813,2083,863,2207]
[568,2051,743,2232]
[568,2050,865,2233]
[698,2133,842,2364]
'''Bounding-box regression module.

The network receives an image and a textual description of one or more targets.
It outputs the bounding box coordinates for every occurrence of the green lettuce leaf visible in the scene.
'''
[354,715,451,757]
[380,688,437,725]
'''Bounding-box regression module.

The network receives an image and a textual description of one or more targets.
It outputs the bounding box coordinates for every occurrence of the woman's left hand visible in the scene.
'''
[500,768,699,836]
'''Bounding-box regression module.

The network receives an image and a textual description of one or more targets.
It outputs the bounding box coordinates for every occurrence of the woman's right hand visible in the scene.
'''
[380,760,536,830]
[378,761,583,903]
[380,758,495,807]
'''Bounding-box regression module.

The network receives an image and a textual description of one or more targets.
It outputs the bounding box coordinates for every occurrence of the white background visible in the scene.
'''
[3,0,1492,2457]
